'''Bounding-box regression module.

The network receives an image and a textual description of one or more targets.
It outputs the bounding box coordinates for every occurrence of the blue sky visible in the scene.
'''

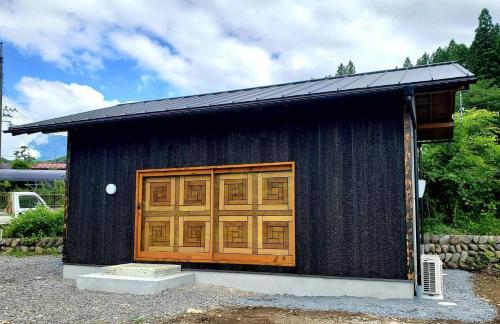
[3,42,172,103]
[0,1,498,158]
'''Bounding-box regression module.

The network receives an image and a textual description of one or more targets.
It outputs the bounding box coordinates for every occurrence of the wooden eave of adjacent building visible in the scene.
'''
[414,84,469,143]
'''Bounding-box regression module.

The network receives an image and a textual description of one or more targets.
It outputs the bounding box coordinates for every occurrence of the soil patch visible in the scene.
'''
[474,267,500,323]
[168,307,464,324]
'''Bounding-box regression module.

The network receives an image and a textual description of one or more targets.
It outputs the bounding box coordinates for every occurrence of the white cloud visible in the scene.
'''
[1,1,498,95]
[14,77,119,121]
[1,78,119,158]
[79,52,104,71]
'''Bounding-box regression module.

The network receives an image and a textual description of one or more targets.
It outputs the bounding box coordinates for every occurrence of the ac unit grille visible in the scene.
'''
[422,261,436,292]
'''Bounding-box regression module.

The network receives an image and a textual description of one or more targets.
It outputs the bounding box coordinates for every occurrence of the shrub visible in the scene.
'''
[421,109,499,233]
[423,213,500,235]
[3,206,64,238]
[4,247,60,257]
[11,159,32,169]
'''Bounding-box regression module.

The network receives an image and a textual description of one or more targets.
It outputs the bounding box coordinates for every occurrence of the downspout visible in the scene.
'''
[404,87,422,299]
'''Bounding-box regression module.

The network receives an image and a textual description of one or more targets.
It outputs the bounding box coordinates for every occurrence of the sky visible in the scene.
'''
[0,0,498,159]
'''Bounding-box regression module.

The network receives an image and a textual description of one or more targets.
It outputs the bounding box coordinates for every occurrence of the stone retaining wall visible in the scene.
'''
[423,234,500,270]
[1,234,499,271]
[0,237,63,254]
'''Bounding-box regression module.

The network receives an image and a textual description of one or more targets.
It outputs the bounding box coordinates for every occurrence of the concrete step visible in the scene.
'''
[102,263,181,277]
[76,271,194,295]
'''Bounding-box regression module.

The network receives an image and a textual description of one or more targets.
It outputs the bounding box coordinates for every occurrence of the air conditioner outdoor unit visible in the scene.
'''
[421,254,443,299]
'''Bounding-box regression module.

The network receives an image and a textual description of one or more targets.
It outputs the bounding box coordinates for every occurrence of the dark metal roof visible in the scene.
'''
[0,169,66,182]
[7,62,475,135]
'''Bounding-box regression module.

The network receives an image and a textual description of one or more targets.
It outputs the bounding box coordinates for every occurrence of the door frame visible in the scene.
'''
[134,161,295,266]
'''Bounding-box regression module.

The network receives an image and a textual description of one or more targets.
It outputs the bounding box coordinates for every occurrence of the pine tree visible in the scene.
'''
[467,8,500,84]
[447,40,469,64]
[335,63,346,76]
[416,53,431,66]
[403,57,413,68]
[431,47,448,63]
[431,40,469,65]
[345,60,356,75]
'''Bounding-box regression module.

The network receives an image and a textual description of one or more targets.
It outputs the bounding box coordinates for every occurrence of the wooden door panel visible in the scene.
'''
[143,216,174,252]
[218,173,253,210]
[135,162,295,266]
[218,216,253,255]
[144,177,175,211]
[179,175,211,211]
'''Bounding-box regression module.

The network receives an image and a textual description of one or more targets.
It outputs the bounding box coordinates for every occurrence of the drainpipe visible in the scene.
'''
[404,87,422,299]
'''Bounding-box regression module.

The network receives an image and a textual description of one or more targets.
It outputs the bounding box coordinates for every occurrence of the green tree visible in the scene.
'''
[418,8,500,235]
[403,57,413,68]
[14,146,35,163]
[461,79,500,113]
[335,63,346,76]
[467,8,500,84]
[0,180,11,192]
[11,159,32,169]
[336,61,356,76]
[421,109,499,233]
[12,145,35,169]
[416,52,431,66]
[345,60,356,75]
[431,40,469,64]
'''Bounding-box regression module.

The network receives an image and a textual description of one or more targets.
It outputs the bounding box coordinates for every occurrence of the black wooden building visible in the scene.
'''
[8,63,474,288]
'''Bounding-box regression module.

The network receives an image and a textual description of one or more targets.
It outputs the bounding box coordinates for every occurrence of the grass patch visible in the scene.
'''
[423,213,500,235]
[2,247,60,257]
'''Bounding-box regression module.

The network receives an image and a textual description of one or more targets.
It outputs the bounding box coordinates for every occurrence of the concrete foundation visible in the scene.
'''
[76,272,195,295]
[63,264,103,280]
[64,264,413,299]
[189,271,414,299]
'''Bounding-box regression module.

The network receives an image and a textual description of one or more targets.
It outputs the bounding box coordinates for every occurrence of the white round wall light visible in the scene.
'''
[106,184,117,195]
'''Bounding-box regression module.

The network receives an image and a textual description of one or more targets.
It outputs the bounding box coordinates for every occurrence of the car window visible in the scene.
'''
[19,195,41,209]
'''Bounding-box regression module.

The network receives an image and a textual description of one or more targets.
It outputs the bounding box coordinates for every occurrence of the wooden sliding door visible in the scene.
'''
[134,162,295,266]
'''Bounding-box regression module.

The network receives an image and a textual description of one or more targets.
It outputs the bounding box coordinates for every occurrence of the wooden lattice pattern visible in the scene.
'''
[218,215,253,254]
[178,216,211,252]
[257,216,292,255]
[258,172,292,210]
[179,175,211,211]
[136,163,295,266]
[144,178,175,211]
[218,173,252,210]
[143,216,174,252]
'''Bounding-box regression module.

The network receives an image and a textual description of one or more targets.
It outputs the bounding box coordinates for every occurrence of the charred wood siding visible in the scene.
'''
[66,93,408,279]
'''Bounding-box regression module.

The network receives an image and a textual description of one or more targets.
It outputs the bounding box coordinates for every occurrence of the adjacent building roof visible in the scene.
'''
[0,169,65,182]
[7,62,475,136]
[31,162,66,170]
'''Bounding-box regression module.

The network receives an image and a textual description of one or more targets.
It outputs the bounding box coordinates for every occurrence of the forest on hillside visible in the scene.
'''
[411,9,499,235]
[338,9,499,234]
[416,9,499,235]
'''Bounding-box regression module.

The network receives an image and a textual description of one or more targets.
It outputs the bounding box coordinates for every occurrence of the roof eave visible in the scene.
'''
[7,76,476,136]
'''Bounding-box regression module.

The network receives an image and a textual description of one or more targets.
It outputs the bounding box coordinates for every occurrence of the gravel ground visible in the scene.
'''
[235,270,497,322]
[0,255,496,323]
[0,256,253,323]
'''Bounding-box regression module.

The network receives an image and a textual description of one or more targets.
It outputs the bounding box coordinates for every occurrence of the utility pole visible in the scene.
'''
[459,91,464,117]
[0,42,3,160]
